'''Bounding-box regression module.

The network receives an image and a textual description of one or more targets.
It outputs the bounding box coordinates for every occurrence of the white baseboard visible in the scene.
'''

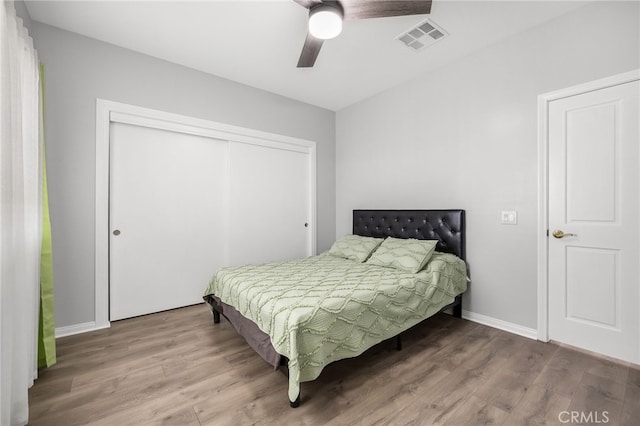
[55,321,109,338]
[54,310,536,340]
[462,310,538,340]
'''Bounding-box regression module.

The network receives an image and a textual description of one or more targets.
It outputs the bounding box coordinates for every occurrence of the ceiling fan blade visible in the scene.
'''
[342,0,432,20]
[297,32,324,68]
[293,0,323,9]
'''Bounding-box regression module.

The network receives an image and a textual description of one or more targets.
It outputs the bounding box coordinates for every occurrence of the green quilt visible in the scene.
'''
[203,251,467,402]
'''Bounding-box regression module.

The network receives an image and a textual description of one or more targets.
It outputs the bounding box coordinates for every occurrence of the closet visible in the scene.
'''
[103,103,315,321]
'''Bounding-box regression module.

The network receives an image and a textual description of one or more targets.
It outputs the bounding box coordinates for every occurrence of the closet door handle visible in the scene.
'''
[113,229,121,236]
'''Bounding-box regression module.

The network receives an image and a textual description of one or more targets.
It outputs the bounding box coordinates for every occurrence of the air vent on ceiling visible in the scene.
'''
[397,18,448,52]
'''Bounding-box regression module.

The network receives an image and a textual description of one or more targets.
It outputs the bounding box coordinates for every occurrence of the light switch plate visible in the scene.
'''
[501,210,518,225]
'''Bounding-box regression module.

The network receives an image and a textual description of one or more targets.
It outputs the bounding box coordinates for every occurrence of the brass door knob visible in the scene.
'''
[552,230,576,239]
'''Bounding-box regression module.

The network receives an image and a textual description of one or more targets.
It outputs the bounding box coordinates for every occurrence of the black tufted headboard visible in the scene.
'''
[353,210,465,260]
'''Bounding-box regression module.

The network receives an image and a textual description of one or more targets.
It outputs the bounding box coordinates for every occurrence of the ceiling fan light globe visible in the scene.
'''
[309,8,343,40]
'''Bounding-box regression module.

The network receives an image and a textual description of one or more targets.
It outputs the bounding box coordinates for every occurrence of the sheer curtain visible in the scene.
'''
[0,2,42,425]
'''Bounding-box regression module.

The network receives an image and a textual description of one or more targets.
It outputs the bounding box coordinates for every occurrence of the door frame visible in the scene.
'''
[95,99,317,330]
[536,69,640,343]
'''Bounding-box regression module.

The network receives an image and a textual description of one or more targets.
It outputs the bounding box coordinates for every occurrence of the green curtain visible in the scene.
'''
[38,63,56,368]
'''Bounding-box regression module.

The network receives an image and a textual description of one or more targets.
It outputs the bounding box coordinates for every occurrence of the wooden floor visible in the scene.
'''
[29,304,639,426]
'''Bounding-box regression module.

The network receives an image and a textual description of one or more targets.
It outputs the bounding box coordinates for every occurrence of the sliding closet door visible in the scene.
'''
[228,142,310,265]
[109,123,228,321]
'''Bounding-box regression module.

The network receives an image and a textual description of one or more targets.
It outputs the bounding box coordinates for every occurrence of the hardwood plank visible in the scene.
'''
[585,356,630,385]
[443,394,510,425]
[568,371,626,425]
[27,368,73,400]
[28,305,640,425]
[87,399,202,426]
[528,346,594,399]
[502,381,572,425]
[365,332,513,425]
[472,338,558,413]
[330,360,452,425]
[622,367,640,425]
[427,319,498,371]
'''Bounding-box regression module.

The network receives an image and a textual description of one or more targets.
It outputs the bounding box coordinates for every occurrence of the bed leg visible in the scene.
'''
[453,304,462,318]
[396,335,402,351]
[289,395,300,408]
[213,309,220,324]
[453,296,462,318]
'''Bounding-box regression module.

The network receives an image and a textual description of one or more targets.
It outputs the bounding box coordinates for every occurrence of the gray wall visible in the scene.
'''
[336,1,639,330]
[31,23,336,329]
[14,0,32,30]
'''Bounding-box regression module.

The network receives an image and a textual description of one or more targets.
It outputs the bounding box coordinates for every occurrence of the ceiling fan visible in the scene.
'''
[293,0,432,68]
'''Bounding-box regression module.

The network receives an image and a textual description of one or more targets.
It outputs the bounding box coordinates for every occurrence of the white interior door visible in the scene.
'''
[228,142,310,265]
[109,123,228,321]
[548,80,639,363]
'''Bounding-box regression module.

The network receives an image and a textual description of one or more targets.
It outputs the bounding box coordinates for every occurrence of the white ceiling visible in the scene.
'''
[25,0,591,111]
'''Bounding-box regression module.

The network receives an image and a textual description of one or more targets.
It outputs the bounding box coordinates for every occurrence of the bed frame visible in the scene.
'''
[208,209,466,407]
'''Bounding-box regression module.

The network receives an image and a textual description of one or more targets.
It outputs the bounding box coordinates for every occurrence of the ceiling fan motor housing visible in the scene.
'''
[311,1,344,16]
[309,1,345,40]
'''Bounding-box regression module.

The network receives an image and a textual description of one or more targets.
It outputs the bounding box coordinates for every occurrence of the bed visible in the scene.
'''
[203,209,467,407]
